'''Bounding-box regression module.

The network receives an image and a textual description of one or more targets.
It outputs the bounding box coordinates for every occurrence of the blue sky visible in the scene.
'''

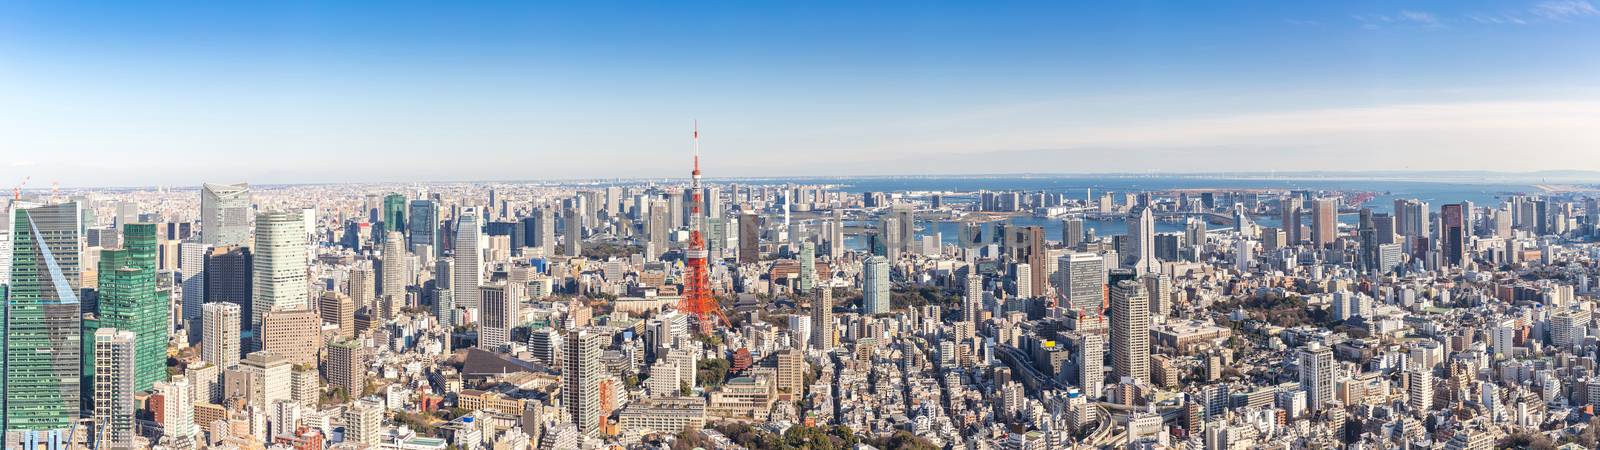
[2,1,1599,186]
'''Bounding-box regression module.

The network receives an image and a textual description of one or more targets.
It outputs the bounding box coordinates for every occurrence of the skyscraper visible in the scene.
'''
[252,210,308,334]
[1126,206,1159,275]
[178,241,212,343]
[529,206,556,258]
[1057,252,1106,314]
[964,273,984,327]
[1311,197,1338,247]
[564,207,583,257]
[811,287,836,351]
[407,199,440,256]
[454,209,482,310]
[1394,199,1428,240]
[862,256,889,315]
[202,302,241,369]
[92,328,136,449]
[204,245,252,335]
[240,352,291,409]
[5,201,83,433]
[1298,342,1333,410]
[200,183,251,247]
[1062,217,1085,249]
[797,241,816,294]
[1280,196,1303,244]
[319,291,355,339]
[380,231,408,311]
[326,338,365,398]
[381,193,407,234]
[891,203,915,255]
[480,282,523,350]
[1440,203,1467,268]
[564,329,602,437]
[738,212,760,264]
[97,223,167,391]
[349,261,375,312]
[1110,280,1149,384]
[647,200,670,259]
[1005,225,1047,298]
[878,216,901,261]
[260,308,321,367]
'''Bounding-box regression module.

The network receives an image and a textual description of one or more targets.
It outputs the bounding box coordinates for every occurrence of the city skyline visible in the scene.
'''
[4,1,1600,186]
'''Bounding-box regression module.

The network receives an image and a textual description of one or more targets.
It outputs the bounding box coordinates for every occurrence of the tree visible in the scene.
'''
[697,358,731,388]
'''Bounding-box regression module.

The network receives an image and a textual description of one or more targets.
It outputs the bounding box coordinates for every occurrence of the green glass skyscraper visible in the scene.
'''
[4,202,83,433]
[382,193,407,234]
[96,223,167,392]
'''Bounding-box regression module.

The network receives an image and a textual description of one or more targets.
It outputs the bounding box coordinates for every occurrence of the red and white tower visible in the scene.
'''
[679,121,727,334]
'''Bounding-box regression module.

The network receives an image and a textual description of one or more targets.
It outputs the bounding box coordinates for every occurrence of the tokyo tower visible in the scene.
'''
[679,121,727,334]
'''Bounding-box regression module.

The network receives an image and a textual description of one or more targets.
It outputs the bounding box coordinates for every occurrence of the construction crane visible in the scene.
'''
[13,176,30,200]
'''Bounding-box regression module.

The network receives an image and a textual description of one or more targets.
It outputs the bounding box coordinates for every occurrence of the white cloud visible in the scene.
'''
[840,100,1600,175]
[1533,0,1600,20]
[1397,10,1441,26]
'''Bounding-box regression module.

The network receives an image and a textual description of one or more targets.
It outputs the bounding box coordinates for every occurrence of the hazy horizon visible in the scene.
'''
[5,1,1600,187]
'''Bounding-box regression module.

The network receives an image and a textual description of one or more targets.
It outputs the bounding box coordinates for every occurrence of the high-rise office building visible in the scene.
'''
[1005,225,1047,298]
[862,256,889,315]
[1014,263,1032,301]
[204,245,252,335]
[811,287,836,351]
[202,302,242,369]
[646,199,670,259]
[480,282,524,350]
[1110,280,1150,384]
[240,352,292,409]
[1058,252,1106,315]
[564,207,583,257]
[797,241,816,294]
[252,211,308,334]
[738,212,760,264]
[1126,207,1159,275]
[319,291,355,339]
[200,183,251,248]
[381,193,407,234]
[326,338,365,398]
[828,209,845,260]
[178,241,212,343]
[564,329,603,437]
[407,199,440,256]
[1394,199,1428,240]
[96,223,167,391]
[1440,203,1467,267]
[1298,342,1334,410]
[891,203,915,255]
[1062,217,1085,249]
[878,216,901,261]
[529,206,556,258]
[92,328,137,450]
[453,210,482,310]
[5,201,83,433]
[1311,197,1339,247]
[349,261,375,312]
[259,308,321,367]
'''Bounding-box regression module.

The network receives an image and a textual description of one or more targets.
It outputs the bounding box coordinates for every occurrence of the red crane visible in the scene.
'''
[679,121,728,334]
